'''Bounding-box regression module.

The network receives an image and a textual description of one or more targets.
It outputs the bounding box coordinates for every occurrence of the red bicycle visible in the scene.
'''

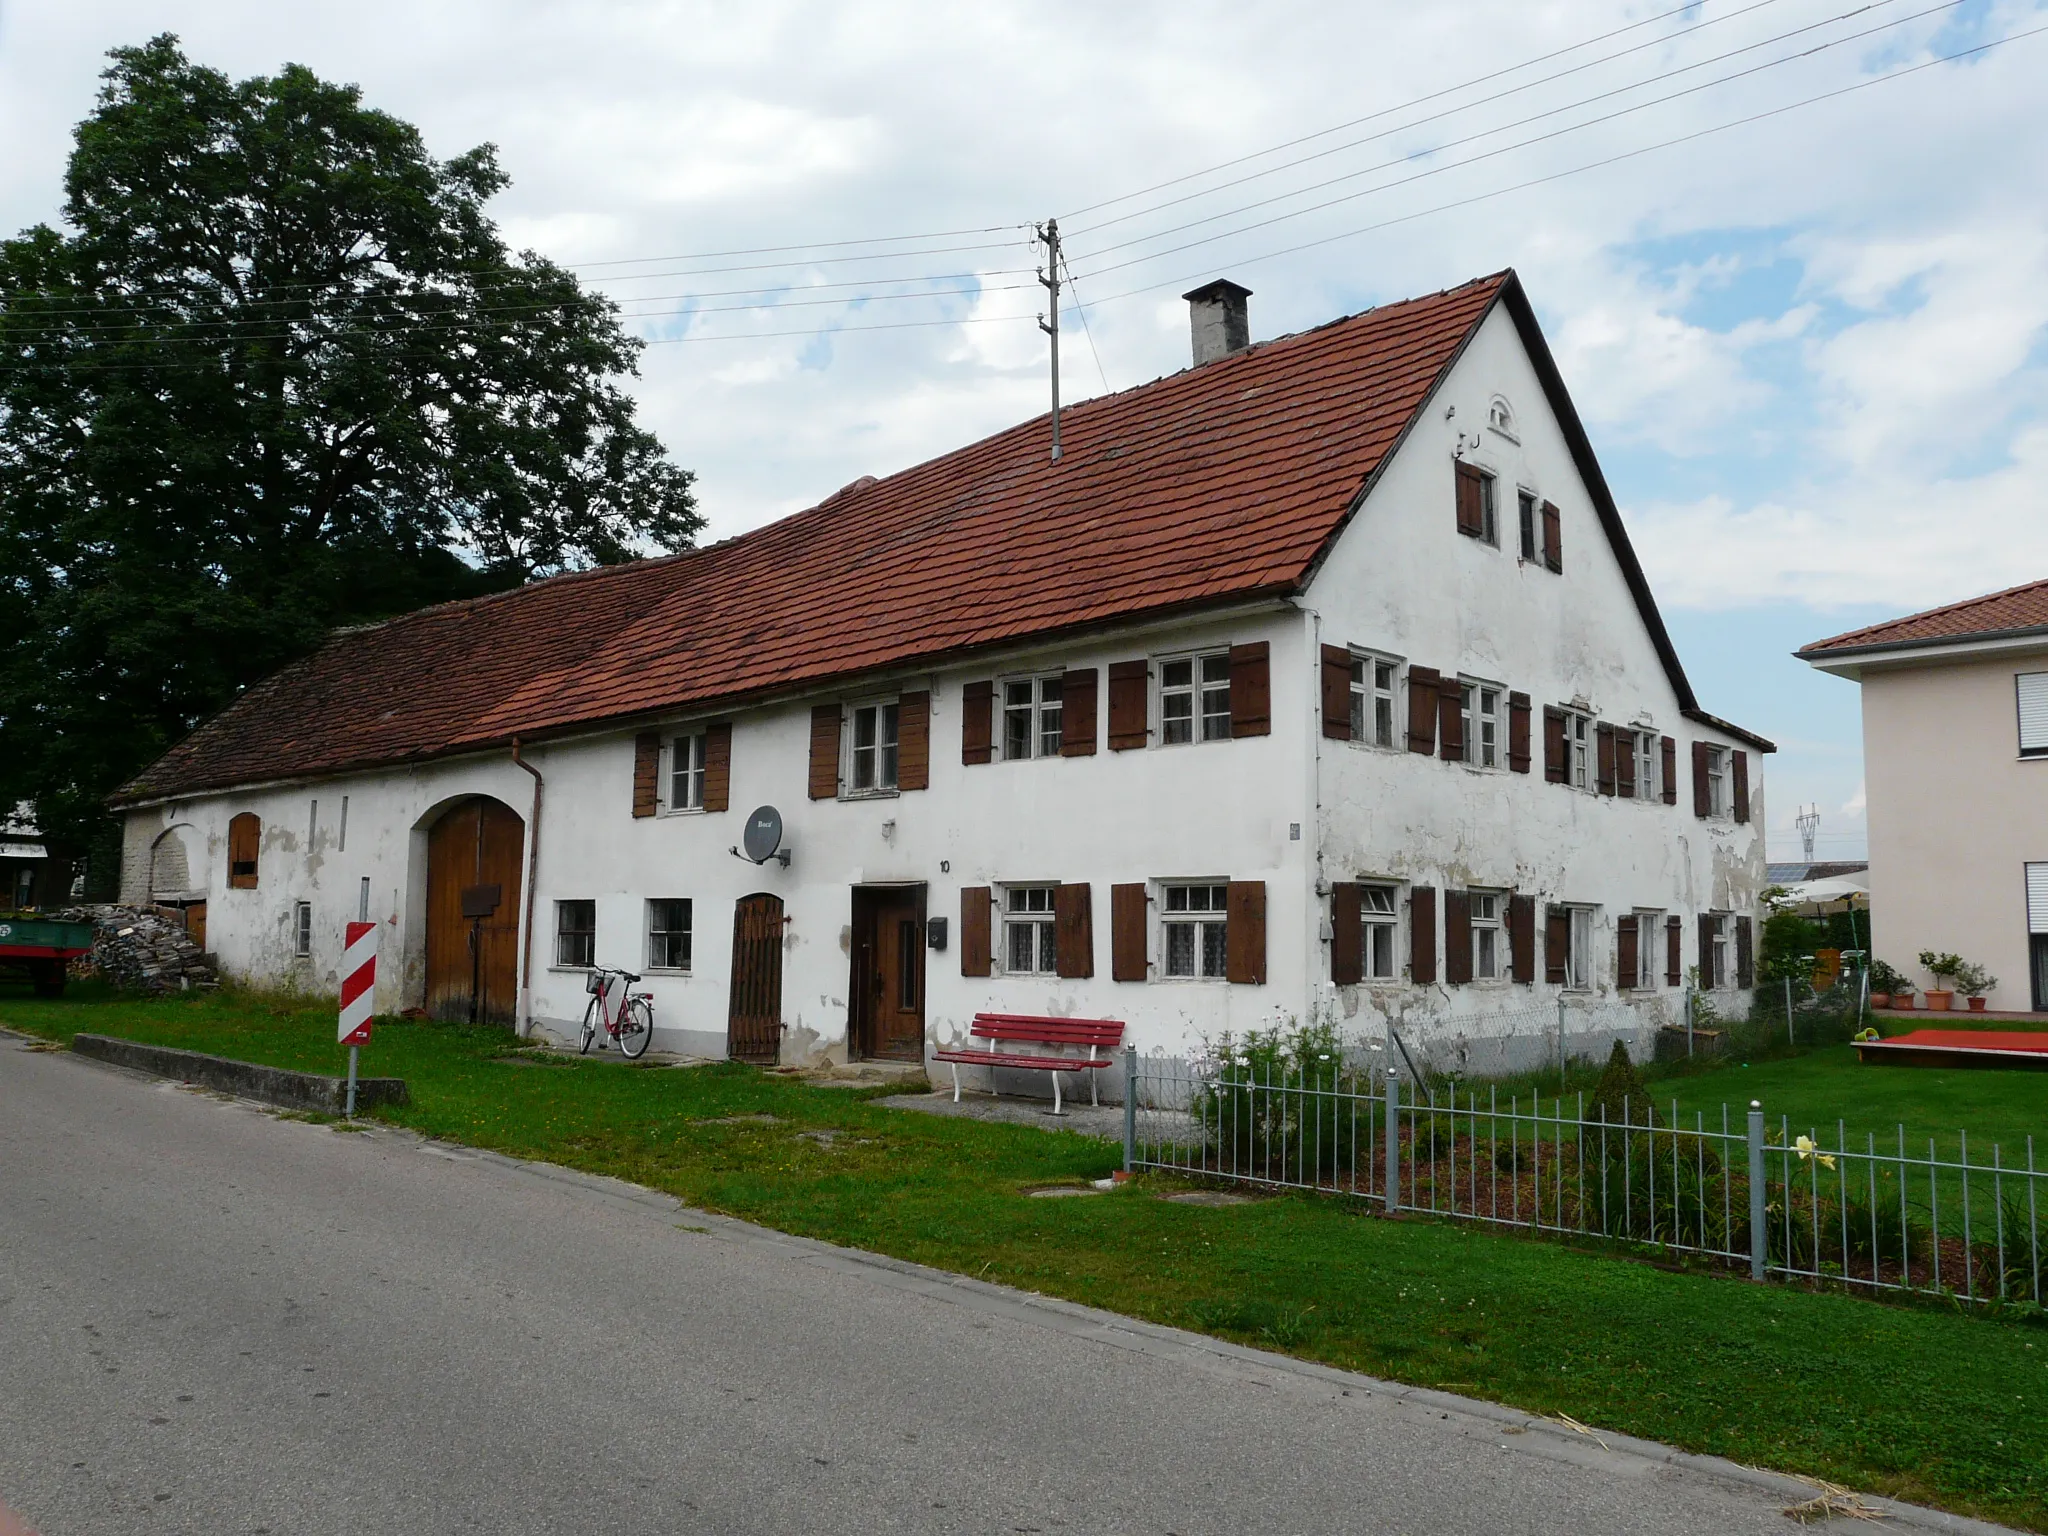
[580,967,655,1058]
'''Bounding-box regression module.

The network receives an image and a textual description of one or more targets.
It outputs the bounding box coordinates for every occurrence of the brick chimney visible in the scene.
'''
[1183,279,1252,366]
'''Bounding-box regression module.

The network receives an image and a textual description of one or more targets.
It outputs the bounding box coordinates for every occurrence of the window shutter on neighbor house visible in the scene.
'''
[1508,692,1532,773]
[960,887,992,977]
[808,705,842,799]
[1691,741,1712,817]
[1055,882,1094,978]
[1407,667,1440,754]
[1541,499,1562,573]
[1595,723,1617,795]
[1661,736,1679,805]
[1735,916,1755,988]
[1321,645,1353,741]
[897,690,931,791]
[703,721,733,812]
[1409,886,1437,983]
[227,812,260,889]
[1615,730,1635,799]
[1443,889,1473,984]
[1665,915,1682,986]
[1543,706,1567,782]
[1229,642,1270,737]
[633,732,661,817]
[1545,905,1570,985]
[1111,883,1148,981]
[961,680,994,765]
[1108,660,1149,750]
[1455,460,1486,537]
[1509,892,1536,983]
[1616,915,1638,988]
[1226,880,1266,984]
[1732,750,1750,823]
[1438,681,1464,762]
[1330,882,1363,985]
[1061,668,1099,756]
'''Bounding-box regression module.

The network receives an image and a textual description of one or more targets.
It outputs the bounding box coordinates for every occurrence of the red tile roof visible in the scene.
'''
[119,269,1756,802]
[1799,577,2048,657]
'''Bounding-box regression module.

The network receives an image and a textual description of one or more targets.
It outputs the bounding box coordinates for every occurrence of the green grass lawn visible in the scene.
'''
[7,981,2048,1530]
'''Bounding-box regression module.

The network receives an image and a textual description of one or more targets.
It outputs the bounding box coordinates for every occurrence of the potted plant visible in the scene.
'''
[1918,950,1964,1012]
[1866,957,1907,1010]
[1950,960,1997,1012]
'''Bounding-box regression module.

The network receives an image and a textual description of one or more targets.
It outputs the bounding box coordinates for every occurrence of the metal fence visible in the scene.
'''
[1123,1045,2045,1307]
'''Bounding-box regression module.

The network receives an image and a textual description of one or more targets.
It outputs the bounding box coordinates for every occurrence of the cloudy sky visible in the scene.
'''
[7,0,2047,864]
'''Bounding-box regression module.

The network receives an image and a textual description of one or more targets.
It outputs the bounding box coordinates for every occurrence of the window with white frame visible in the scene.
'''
[293,900,312,959]
[1347,655,1398,748]
[1162,882,1229,978]
[1705,913,1730,988]
[1002,885,1058,975]
[1564,907,1595,990]
[647,898,692,971]
[1460,680,1502,769]
[1568,711,1593,791]
[1517,489,1538,561]
[1469,890,1506,981]
[2016,672,2047,757]
[556,900,596,968]
[1634,731,1659,801]
[1704,746,1729,817]
[1633,910,1663,990]
[847,701,899,793]
[1001,676,1064,760]
[1361,883,1399,980]
[1160,654,1231,745]
[669,731,707,811]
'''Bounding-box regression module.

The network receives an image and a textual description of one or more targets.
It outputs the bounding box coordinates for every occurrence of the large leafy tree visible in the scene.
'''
[0,37,700,886]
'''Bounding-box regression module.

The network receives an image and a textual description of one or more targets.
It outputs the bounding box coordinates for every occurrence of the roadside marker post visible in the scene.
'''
[339,921,378,1118]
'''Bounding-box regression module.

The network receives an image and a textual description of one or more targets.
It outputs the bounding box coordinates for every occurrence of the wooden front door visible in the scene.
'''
[425,798,525,1025]
[850,885,925,1061]
[727,893,785,1064]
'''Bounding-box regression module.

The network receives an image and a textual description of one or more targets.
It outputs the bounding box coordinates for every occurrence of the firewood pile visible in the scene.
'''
[59,905,219,994]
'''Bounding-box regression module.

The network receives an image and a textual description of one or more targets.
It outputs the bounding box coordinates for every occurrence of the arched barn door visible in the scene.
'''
[425,797,525,1025]
[727,893,785,1064]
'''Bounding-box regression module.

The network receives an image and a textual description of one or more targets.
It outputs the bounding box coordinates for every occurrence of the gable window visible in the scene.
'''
[848,701,900,793]
[1002,676,1064,760]
[1460,680,1502,769]
[555,900,596,969]
[1703,746,1729,817]
[1002,885,1058,975]
[1361,883,1399,980]
[1160,653,1230,745]
[293,901,312,959]
[1162,882,1229,978]
[1634,730,1659,801]
[1518,490,1538,561]
[2018,672,2048,757]
[647,898,692,971]
[1458,466,1498,545]
[1567,712,1593,791]
[1469,891,1505,981]
[1488,395,1518,440]
[1347,654,1398,748]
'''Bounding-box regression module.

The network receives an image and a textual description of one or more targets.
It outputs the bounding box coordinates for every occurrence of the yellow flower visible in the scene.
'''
[1792,1134,1837,1171]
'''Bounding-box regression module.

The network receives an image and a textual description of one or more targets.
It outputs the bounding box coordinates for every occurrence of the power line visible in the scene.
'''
[565,222,1032,268]
[1059,249,1112,396]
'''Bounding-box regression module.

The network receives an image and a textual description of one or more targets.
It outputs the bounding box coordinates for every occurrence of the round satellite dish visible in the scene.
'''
[742,805,784,864]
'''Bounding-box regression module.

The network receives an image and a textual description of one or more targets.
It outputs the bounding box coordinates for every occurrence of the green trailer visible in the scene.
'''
[0,915,94,997]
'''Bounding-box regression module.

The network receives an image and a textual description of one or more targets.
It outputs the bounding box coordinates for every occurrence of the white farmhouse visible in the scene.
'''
[113,271,1769,1073]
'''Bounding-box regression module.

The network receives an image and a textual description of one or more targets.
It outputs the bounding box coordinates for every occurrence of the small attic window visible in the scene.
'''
[1487,396,1518,441]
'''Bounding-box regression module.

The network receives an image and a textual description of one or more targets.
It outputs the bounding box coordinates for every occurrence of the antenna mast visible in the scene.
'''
[1036,218,1062,461]
[1796,803,1820,865]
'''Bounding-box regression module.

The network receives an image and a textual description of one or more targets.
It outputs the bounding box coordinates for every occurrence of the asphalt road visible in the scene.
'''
[0,1034,2003,1535]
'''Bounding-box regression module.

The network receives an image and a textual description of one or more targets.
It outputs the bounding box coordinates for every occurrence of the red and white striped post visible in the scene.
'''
[339,920,378,1117]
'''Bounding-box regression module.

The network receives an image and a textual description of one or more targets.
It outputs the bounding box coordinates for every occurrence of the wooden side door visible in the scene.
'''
[183,902,207,952]
[851,885,925,1061]
[424,798,525,1025]
[727,894,785,1064]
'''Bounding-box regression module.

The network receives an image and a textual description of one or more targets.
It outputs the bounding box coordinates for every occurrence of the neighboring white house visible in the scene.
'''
[1800,580,2048,1012]
[112,271,1770,1073]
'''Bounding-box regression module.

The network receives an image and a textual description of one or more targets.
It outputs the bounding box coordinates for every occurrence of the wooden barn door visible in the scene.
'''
[425,798,525,1025]
[727,894,785,1064]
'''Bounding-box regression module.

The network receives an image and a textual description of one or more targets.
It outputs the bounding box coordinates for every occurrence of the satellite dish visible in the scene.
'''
[741,805,785,865]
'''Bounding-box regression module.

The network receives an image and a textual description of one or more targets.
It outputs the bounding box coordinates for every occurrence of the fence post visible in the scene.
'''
[1122,1044,1137,1174]
[1785,976,1795,1048]
[1384,1065,1400,1215]
[1747,1099,1767,1281]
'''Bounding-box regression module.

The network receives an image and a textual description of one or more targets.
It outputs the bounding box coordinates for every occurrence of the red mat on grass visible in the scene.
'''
[1856,1030,2048,1067]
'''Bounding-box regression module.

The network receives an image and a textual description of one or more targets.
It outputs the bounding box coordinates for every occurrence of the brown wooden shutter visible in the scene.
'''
[1406,667,1439,754]
[1543,706,1567,783]
[1665,915,1682,986]
[1507,691,1531,774]
[1661,736,1678,805]
[1691,741,1711,818]
[960,887,992,978]
[703,721,733,812]
[1595,722,1617,795]
[1110,883,1148,981]
[227,812,260,889]
[1443,889,1472,984]
[1438,681,1464,763]
[1541,499,1562,572]
[1225,880,1266,984]
[1698,914,1714,983]
[1321,645,1353,741]
[1107,660,1148,751]
[1408,886,1436,983]
[1616,915,1638,989]
[633,731,661,818]
[808,705,841,800]
[1731,750,1750,824]
[1330,882,1363,985]
[897,690,931,791]
[1615,729,1635,799]
[1454,460,1485,537]
[961,681,994,765]
[1545,905,1570,985]
[1061,667,1098,756]
[1509,893,1535,983]
[1735,915,1754,989]
[1229,642,1270,738]
[1054,881,1094,979]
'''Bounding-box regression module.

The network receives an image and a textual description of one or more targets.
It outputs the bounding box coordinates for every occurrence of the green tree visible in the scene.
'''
[0,37,700,885]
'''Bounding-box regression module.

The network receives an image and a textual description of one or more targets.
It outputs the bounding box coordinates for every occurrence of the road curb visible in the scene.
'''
[68,1031,407,1115]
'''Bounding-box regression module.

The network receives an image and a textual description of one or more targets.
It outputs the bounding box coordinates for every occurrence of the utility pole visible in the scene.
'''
[1795,803,1820,865]
[1036,218,1062,461]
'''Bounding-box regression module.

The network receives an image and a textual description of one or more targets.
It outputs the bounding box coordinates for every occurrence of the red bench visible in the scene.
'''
[933,1013,1125,1115]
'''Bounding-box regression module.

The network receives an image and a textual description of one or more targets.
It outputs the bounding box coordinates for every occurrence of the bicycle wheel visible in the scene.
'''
[579,996,600,1055]
[617,997,655,1059]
